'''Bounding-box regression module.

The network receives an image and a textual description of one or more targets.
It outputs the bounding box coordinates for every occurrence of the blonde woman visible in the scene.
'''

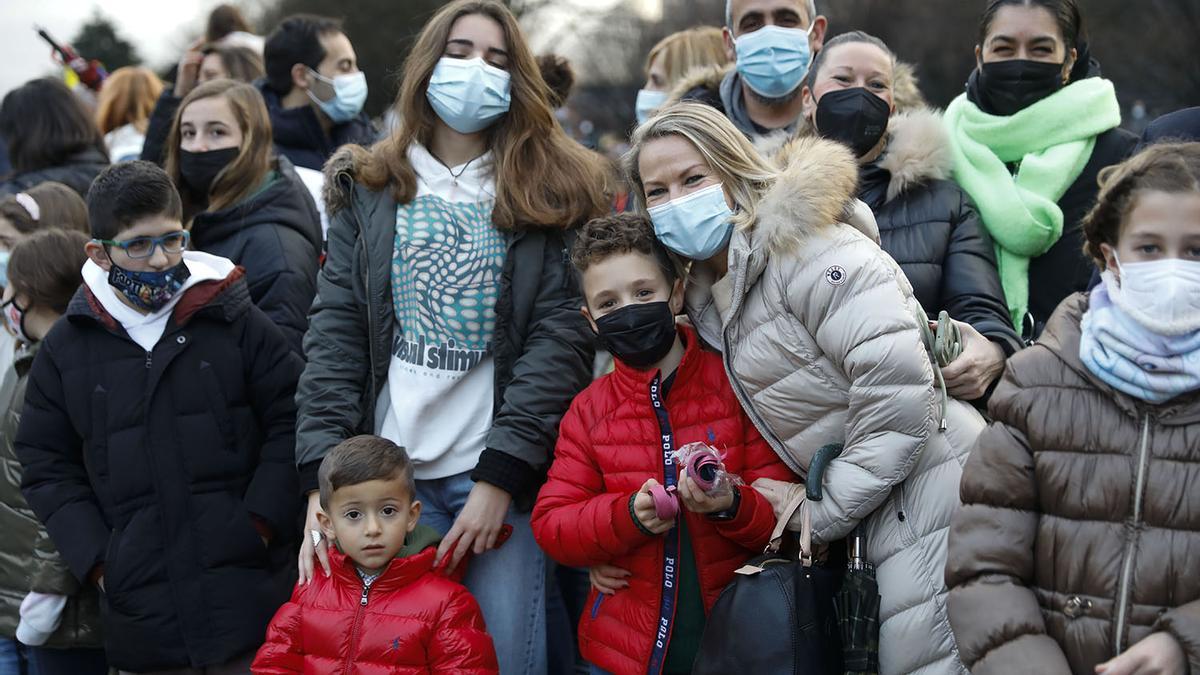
[635,27,730,123]
[616,102,981,675]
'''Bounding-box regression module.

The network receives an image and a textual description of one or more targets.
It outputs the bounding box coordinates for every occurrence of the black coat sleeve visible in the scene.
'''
[241,306,304,535]
[15,340,110,583]
[139,90,182,165]
[294,187,371,493]
[941,187,1023,356]
[475,230,595,504]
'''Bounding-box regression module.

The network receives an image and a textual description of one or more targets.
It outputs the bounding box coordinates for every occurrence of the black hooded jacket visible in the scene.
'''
[860,109,1022,356]
[0,148,109,199]
[16,268,302,672]
[189,157,322,354]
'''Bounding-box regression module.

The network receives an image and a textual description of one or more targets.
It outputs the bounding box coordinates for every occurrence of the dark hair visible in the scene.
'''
[206,4,255,43]
[1082,142,1200,270]
[571,212,684,284]
[318,435,415,511]
[202,44,266,83]
[978,0,1085,49]
[8,229,89,314]
[86,161,183,240]
[806,30,895,91]
[0,182,89,239]
[263,14,344,95]
[536,54,575,108]
[0,78,109,174]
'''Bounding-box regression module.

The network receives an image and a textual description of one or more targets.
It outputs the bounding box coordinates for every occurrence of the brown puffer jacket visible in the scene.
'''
[946,293,1200,674]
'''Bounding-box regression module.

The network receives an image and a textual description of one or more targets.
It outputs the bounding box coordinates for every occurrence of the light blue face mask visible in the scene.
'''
[0,250,9,287]
[307,69,368,123]
[635,89,669,124]
[648,182,734,261]
[734,24,814,99]
[427,57,512,134]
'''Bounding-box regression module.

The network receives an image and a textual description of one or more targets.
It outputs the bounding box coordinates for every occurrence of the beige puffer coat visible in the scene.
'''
[686,136,980,675]
[946,293,1200,675]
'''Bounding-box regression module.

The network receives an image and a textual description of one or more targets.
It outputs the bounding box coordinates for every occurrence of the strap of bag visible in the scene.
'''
[766,489,813,567]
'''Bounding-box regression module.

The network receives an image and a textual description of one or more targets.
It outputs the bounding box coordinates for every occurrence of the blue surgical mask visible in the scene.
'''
[0,250,9,288]
[427,57,512,134]
[648,183,734,261]
[635,89,669,124]
[734,24,814,99]
[307,69,368,124]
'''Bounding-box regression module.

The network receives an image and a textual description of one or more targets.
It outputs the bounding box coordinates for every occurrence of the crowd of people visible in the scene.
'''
[0,0,1197,674]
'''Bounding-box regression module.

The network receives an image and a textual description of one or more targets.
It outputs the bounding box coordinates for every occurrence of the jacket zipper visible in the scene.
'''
[342,584,370,672]
[1113,413,1151,655]
[354,199,378,408]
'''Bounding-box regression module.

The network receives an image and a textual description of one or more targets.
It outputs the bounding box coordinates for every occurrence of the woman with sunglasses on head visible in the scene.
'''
[0,230,106,675]
[163,79,321,356]
[293,1,609,671]
[945,0,1136,341]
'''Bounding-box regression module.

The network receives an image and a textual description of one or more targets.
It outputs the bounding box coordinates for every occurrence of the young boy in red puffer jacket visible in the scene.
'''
[252,435,498,674]
[532,214,795,675]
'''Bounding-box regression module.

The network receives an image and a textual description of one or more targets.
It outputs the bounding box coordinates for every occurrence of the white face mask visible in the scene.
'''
[1103,254,1200,336]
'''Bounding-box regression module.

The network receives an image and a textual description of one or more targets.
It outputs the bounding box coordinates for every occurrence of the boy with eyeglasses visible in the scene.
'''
[15,161,303,674]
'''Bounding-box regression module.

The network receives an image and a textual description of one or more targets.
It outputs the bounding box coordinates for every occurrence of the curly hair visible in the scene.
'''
[571,212,684,283]
[536,53,574,108]
[1082,142,1200,269]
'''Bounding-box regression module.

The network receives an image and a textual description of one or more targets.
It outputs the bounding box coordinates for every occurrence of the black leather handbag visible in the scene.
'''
[692,445,844,675]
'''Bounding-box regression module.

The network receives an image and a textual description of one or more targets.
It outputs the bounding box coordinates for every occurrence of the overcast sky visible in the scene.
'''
[2,0,249,96]
[1,0,657,97]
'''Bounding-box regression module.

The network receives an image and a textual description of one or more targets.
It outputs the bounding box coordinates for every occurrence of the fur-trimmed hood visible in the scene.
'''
[876,107,954,201]
[748,135,875,257]
[321,144,367,216]
[666,62,733,107]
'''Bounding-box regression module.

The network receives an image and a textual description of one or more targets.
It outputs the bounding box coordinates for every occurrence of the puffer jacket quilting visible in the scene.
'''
[253,530,498,674]
[685,136,982,675]
[946,293,1200,675]
[532,326,794,675]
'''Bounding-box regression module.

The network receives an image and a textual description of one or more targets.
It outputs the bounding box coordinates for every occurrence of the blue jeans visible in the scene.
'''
[0,637,27,675]
[415,471,547,675]
[26,647,107,675]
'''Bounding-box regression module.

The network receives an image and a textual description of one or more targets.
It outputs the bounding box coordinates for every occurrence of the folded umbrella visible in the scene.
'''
[837,528,880,675]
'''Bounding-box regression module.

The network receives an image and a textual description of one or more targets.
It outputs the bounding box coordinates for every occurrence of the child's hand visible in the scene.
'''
[676,468,734,514]
[590,564,631,595]
[633,479,674,534]
[1095,632,1186,675]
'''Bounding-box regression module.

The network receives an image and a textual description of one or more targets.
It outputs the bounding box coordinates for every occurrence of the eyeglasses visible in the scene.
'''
[95,231,190,260]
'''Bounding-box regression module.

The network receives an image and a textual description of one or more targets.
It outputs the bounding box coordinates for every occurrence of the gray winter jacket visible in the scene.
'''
[686,136,982,675]
[294,147,595,506]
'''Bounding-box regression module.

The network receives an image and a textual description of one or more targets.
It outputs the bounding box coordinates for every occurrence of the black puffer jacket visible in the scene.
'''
[860,109,1021,356]
[257,82,376,172]
[0,148,109,199]
[294,147,595,508]
[190,157,322,354]
[16,266,302,672]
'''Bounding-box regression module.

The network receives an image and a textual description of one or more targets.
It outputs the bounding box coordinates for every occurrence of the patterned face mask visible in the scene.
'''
[107,261,191,313]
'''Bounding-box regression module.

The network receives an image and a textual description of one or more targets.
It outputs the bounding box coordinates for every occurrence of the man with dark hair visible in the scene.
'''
[16,161,302,674]
[260,14,376,171]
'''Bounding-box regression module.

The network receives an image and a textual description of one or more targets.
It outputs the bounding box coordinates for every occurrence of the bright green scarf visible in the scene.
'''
[945,77,1122,328]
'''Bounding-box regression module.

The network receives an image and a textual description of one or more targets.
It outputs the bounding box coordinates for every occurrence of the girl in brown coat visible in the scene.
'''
[946,142,1200,675]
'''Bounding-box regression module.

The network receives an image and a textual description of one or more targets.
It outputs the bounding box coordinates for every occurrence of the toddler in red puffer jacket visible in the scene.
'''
[532,214,795,675]
[252,435,498,674]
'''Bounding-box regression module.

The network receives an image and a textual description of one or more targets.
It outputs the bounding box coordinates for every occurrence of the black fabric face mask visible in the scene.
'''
[594,301,677,369]
[179,147,239,199]
[814,87,892,158]
[972,59,1066,116]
